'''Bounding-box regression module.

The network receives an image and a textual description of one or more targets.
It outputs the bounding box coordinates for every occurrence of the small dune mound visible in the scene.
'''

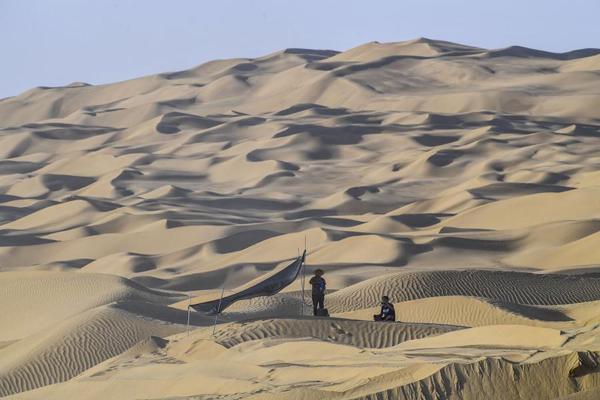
[81,252,158,275]
[326,270,600,313]
[212,318,461,349]
[555,124,599,137]
[1,199,99,232]
[273,103,347,117]
[6,174,96,198]
[29,125,112,141]
[155,111,222,134]
[412,133,459,147]
[0,271,183,341]
[0,304,185,397]
[440,186,600,230]
[467,182,572,200]
[485,45,561,59]
[139,184,191,199]
[362,351,600,400]
[337,296,573,328]
[561,54,600,72]
[326,38,482,63]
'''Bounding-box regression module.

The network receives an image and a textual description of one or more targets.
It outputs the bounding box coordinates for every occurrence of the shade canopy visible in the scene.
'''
[191,250,306,314]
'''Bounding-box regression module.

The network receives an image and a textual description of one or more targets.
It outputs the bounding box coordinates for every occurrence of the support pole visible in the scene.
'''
[212,284,226,336]
[186,293,192,337]
[300,248,305,316]
[302,235,307,316]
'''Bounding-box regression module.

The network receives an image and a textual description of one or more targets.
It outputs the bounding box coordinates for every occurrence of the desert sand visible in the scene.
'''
[1,38,600,399]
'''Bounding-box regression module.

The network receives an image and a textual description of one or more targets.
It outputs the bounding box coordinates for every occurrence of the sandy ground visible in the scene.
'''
[2,38,600,399]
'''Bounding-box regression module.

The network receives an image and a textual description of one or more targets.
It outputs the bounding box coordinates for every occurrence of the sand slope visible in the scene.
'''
[12,323,600,400]
[212,317,461,349]
[0,305,182,397]
[0,271,183,342]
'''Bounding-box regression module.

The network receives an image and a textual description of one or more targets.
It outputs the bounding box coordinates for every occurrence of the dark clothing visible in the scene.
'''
[373,302,396,321]
[312,293,324,316]
[309,275,326,316]
[309,276,326,295]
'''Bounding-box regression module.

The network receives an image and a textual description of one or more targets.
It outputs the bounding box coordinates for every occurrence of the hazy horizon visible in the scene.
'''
[2,0,599,99]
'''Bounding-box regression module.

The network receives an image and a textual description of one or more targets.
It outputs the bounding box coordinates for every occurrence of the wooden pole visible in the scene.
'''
[212,284,226,336]
[186,293,191,337]
[302,235,307,316]
[299,248,304,316]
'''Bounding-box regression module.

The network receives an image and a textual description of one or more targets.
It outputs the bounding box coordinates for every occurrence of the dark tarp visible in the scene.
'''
[191,250,306,314]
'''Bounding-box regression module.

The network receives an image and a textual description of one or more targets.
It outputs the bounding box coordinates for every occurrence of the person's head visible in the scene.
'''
[314,269,324,277]
[381,295,390,303]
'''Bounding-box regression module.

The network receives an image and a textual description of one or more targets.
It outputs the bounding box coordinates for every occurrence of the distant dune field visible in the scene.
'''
[2,38,600,399]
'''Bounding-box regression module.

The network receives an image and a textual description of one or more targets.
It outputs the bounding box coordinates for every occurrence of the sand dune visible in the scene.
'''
[327,270,600,310]
[358,351,600,400]
[2,38,600,398]
[212,317,460,349]
[337,296,576,328]
[13,323,600,400]
[0,304,184,397]
[217,269,600,328]
[0,271,182,342]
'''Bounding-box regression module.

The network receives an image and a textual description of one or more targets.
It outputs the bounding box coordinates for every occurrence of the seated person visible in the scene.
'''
[373,295,395,321]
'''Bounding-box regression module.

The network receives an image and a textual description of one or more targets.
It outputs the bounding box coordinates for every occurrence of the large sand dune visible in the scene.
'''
[2,38,600,399]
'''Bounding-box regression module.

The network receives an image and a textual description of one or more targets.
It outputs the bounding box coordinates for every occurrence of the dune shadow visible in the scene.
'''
[273,123,382,145]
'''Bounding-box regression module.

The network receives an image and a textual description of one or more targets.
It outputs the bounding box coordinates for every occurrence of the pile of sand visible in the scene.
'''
[2,38,600,399]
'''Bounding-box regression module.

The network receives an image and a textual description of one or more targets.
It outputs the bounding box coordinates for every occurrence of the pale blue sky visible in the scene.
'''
[1,0,599,99]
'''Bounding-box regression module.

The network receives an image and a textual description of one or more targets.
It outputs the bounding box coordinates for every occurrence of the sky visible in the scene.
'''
[1,0,599,99]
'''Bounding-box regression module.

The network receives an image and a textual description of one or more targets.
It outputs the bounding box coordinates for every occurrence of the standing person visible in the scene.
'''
[309,269,326,316]
[373,295,396,321]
